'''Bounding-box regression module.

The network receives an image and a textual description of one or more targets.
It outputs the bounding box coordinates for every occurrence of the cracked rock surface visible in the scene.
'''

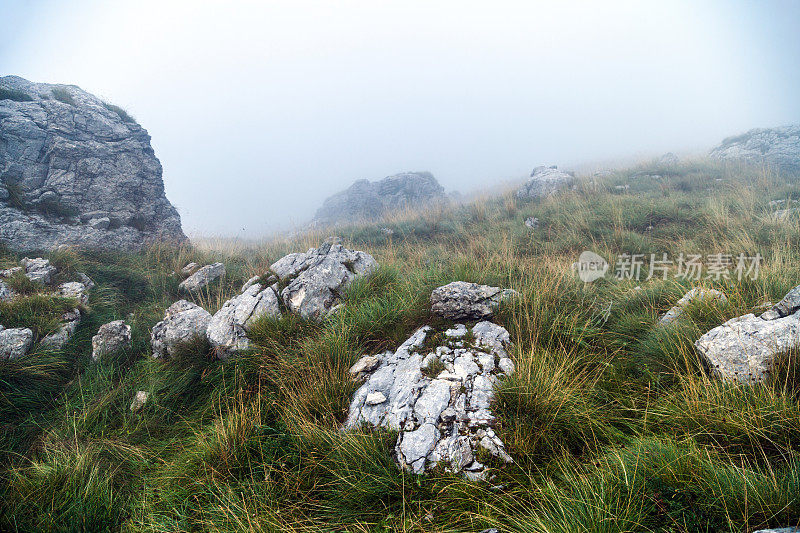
[345,321,514,480]
[430,281,517,320]
[151,300,211,359]
[207,280,280,356]
[270,238,377,319]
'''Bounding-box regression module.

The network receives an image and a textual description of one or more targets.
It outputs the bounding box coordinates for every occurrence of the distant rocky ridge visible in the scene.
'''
[313,172,445,226]
[0,76,186,251]
[710,124,800,170]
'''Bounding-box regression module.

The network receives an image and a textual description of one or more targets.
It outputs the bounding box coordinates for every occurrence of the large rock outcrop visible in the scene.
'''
[313,172,445,226]
[0,76,186,251]
[710,125,800,170]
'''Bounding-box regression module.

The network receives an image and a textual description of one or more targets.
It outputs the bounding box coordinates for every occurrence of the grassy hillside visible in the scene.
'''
[1,158,799,532]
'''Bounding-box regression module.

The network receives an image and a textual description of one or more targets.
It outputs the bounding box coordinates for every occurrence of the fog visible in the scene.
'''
[1,0,799,237]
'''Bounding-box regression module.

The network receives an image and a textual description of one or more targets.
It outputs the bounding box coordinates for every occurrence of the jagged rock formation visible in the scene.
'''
[345,321,514,480]
[0,75,186,251]
[313,172,445,226]
[710,125,800,170]
[516,166,573,199]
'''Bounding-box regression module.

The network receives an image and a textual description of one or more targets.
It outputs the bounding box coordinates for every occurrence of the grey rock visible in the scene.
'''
[658,152,679,166]
[40,308,81,350]
[773,208,800,221]
[88,217,110,230]
[151,300,211,359]
[524,216,539,229]
[349,355,381,375]
[91,320,132,360]
[0,266,23,278]
[516,166,572,200]
[431,281,517,320]
[271,239,377,319]
[710,125,800,170]
[20,257,56,284]
[695,312,800,383]
[0,327,34,359]
[0,76,186,251]
[753,529,800,533]
[130,390,149,413]
[77,272,95,290]
[345,322,514,479]
[206,282,280,356]
[179,263,226,293]
[763,285,800,319]
[0,280,13,301]
[313,172,446,226]
[181,262,199,275]
[660,287,727,325]
[57,281,89,305]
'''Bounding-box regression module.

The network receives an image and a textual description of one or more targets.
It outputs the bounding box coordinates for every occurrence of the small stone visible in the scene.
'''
[0,280,13,301]
[181,262,199,275]
[57,281,89,305]
[20,257,57,284]
[130,391,149,413]
[445,324,467,338]
[350,355,381,374]
[365,391,387,405]
[431,282,515,320]
[179,263,226,293]
[524,216,539,229]
[660,287,727,325]
[91,320,132,360]
[151,300,212,359]
[498,358,515,374]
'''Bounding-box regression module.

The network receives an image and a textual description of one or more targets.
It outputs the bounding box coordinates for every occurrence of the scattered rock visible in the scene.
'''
[0,75,187,251]
[181,262,199,275]
[91,320,132,360]
[0,280,13,301]
[516,166,572,200]
[710,125,800,170]
[20,257,56,284]
[179,263,226,293]
[270,238,377,319]
[660,287,727,324]
[762,284,800,320]
[206,281,280,356]
[524,217,539,229]
[695,311,800,383]
[40,308,81,350]
[57,281,89,305]
[130,390,149,413]
[345,322,514,478]
[430,281,518,320]
[313,172,445,226]
[0,327,34,359]
[151,300,212,359]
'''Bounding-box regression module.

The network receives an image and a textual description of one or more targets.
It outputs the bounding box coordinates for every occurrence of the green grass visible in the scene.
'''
[0,87,33,102]
[102,102,137,124]
[0,157,799,531]
[50,87,76,106]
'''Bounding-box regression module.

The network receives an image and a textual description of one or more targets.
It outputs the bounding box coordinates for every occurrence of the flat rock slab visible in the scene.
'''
[345,321,515,480]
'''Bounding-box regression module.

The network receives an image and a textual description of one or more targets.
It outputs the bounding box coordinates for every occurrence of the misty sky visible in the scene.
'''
[1,1,799,237]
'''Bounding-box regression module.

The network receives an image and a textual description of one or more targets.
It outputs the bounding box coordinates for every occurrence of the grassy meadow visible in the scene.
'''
[1,158,799,532]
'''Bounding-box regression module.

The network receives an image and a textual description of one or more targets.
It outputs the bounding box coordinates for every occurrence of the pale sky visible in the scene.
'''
[1,1,799,236]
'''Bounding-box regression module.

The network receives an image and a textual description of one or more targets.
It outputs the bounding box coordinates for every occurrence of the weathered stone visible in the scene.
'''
[695,312,800,383]
[20,257,56,284]
[524,216,539,229]
[0,327,34,359]
[40,308,81,350]
[271,239,377,319]
[349,355,381,375]
[151,300,212,359]
[130,391,149,413]
[0,280,12,301]
[763,284,800,319]
[181,262,199,275]
[179,263,226,293]
[91,320,132,360]
[752,529,800,533]
[516,166,572,199]
[345,322,514,479]
[660,287,727,324]
[57,281,89,305]
[206,282,280,356]
[313,172,445,226]
[0,75,186,251]
[431,282,517,320]
[0,266,22,278]
[710,125,800,170]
